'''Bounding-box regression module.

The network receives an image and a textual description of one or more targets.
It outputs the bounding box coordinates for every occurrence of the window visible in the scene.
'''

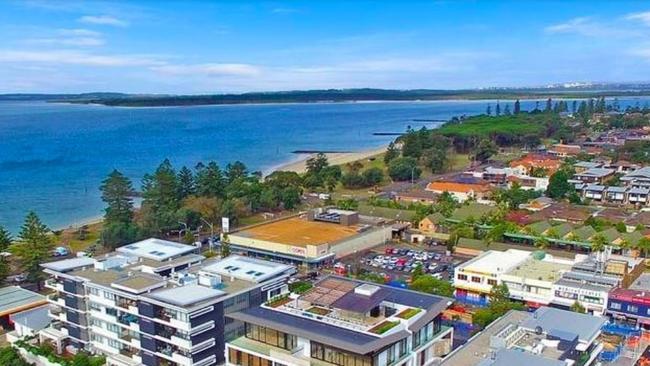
[311,341,371,366]
[471,277,481,283]
[610,302,622,310]
[487,279,497,286]
[245,324,296,350]
[457,274,468,281]
[88,287,99,296]
[228,348,272,366]
[103,291,115,300]
[628,305,639,313]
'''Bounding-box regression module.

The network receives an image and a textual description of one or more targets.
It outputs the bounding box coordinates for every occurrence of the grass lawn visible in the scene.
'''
[53,221,103,253]
[449,153,470,171]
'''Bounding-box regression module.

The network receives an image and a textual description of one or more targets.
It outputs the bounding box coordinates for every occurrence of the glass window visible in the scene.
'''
[471,276,481,283]
[628,305,639,313]
[610,302,622,310]
[457,274,467,281]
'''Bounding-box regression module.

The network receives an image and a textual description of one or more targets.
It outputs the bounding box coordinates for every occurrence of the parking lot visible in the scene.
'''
[338,241,473,283]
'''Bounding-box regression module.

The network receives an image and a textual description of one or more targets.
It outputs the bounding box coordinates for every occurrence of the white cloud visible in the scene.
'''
[58,28,101,37]
[151,63,261,77]
[0,49,163,67]
[545,16,638,37]
[78,15,128,27]
[271,7,299,14]
[626,11,650,26]
[25,37,105,47]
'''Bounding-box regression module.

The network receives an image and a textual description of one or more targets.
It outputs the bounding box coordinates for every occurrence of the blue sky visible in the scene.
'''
[1,0,650,93]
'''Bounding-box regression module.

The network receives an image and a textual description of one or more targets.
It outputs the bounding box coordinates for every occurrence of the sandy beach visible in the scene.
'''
[270,145,387,175]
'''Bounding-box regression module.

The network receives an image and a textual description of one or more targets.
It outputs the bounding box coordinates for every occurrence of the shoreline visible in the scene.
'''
[267,145,388,175]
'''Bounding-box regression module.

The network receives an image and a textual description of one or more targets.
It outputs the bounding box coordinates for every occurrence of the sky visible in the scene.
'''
[2,0,650,94]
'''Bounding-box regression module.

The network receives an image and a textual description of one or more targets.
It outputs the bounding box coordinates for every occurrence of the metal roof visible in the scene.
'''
[478,349,565,366]
[0,286,47,316]
[521,307,605,342]
[331,287,390,313]
[41,257,95,272]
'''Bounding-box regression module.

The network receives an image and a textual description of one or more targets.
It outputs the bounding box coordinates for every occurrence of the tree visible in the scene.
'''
[195,161,225,198]
[384,142,399,164]
[637,237,650,257]
[225,161,248,183]
[362,167,384,186]
[220,233,231,258]
[490,283,510,303]
[401,131,423,159]
[590,233,608,253]
[546,169,573,199]
[337,198,359,210]
[412,263,424,280]
[472,139,497,163]
[410,275,454,297]
[486,104,492,116]
[388,157,421,182]
[495,102,501,116]
[514,99,521,114]
[545,98,552,113]
[0,257,9,284]
[570,301,586,314]
[102,222,139,249]
[141,159,180,232]
[12,212,52,290]
[436,191,459,217]
[534,236,550,251]
[306,153,329,175]
[177,166,195,199]
[503,104,511,115]
[100,170,135,225]
[280,186,301,209]
[0,225,12,252]
[615,222,627,233]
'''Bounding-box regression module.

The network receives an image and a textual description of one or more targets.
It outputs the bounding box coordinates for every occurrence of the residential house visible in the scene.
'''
[548,143,582,157]
[393,189,437,205]
[621,166,650,189]
[573,168,616,184]
[508,154,561,176]
[419,213,445,233]
[425,180,491,203]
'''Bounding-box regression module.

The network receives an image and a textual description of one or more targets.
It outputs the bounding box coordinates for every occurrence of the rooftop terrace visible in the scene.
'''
[233,216,360,247]
[505,258,571,282]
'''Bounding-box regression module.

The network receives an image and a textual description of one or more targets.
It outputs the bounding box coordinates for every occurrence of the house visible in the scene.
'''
[583,184,606,201]
[419,213,445,233]
[573,168,616,184]
[574,161,603,173]
[548,143,582,157]
[519,196,554,211]
[506,175,549,191]
[226,276,454,366]
[393,189,437,204]
[425,180,491,203]
[628,187,650,205]
[605,186,627,203]
[508,154,561,176]
[440,307,606,366]
[527,202,592,224]
[625,211,650,229]
[621,166,650,188]
[607,160,639,173]
[0,286,49,338]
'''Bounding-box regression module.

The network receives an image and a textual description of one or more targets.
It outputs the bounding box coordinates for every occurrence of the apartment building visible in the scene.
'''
[607,273,650,329]
[225,276,454,366]
[41,238,294,366]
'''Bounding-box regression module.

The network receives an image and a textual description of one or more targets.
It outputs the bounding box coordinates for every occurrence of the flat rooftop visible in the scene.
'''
[459,249,531,274]
[116,238,196,261]
[441,310,529,366]
[0,286,47,316]
[111,272,166,294]
[505,258,571,282]
[41,257,95,273]
[521,307,605,342]
[201,255,293,283]
[147,284,226,307]
[477,349,565,366]
[233,216,359,247]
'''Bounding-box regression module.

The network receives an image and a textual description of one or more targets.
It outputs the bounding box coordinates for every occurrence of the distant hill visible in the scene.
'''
[3,83,650,106]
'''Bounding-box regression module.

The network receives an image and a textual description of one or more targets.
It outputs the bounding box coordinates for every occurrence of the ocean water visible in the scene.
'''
[1,97,649,233]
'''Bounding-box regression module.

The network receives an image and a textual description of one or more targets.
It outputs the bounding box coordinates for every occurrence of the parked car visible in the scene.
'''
[52,246,69,257]
[13,273,26,283]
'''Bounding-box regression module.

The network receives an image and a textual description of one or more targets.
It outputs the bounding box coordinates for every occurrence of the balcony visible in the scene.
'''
[47,294,66,308]
[116,297,138,313]
[155,308,191,332]
[45,279,64,292]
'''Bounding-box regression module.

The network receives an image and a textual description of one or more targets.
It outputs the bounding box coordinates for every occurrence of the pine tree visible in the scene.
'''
[545,98,552,112]
[384,141,399,164]
[141,159,180,232]
[486,104,492,116]
[495,102,501,116]
[572,100,577,113]
[513,99,521,114]
[0,226,11,252]
[503,104,511,115]
[177,166,195,199]
[195,161,226,198]
[13,212,52,290]
[100,170,135,225]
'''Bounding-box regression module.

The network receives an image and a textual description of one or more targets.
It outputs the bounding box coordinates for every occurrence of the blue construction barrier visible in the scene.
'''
[602,322,642,337]
[599,345,622,362]
[454,294,489,307]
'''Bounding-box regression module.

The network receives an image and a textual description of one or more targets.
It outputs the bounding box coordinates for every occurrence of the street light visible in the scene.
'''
[200,217,215,252]
[178,221,188,242]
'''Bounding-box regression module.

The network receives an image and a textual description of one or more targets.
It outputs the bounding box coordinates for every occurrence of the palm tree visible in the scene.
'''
[534,236,550,251]
[589,233,608,253]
